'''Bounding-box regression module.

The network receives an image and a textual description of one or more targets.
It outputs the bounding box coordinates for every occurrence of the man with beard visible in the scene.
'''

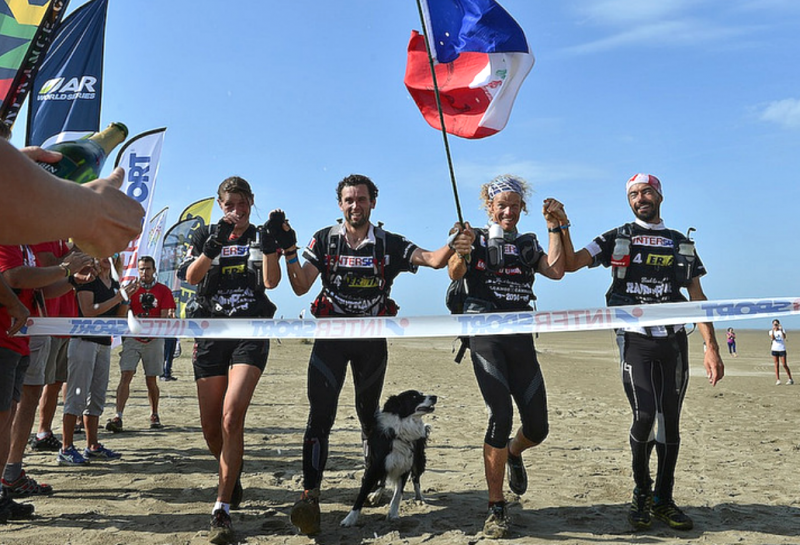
[270,174,466,535]
[557,173,724,531]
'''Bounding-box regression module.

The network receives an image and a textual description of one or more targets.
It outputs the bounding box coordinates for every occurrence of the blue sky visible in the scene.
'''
[10,0,800,330]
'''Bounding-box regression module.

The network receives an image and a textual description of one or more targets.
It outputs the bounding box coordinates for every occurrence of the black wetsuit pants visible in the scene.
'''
[470,334,549,449]
[302,338,387,491]
[617,330,689,501]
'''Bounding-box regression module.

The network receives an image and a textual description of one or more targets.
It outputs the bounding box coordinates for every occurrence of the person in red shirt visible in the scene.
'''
[0,244,91,518]
[106,256,176,433]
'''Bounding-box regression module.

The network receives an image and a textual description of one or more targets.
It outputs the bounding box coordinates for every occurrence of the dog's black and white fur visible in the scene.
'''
[340,390,436,527]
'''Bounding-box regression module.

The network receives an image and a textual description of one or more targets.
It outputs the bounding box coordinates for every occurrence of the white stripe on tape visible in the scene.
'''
[19,297,800,340]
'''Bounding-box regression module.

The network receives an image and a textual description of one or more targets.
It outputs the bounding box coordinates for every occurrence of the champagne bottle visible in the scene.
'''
[37,122,129,184]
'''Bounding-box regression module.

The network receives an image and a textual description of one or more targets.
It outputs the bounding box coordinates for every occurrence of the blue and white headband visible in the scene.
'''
[487,177,524,200]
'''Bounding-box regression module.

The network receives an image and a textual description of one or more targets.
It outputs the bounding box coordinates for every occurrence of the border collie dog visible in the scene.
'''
[340,390,437,527]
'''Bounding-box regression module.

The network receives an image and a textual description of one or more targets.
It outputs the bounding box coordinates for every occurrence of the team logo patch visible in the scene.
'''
[632,235,674,248]
[645,254,674,266]
[221,245,249,257]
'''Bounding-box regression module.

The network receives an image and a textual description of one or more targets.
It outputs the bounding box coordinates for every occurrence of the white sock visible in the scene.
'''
[36,431,50,440]
[213,501,230,515]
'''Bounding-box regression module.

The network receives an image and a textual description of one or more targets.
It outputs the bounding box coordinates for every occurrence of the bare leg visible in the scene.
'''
[145,375,160,415]
[37,381,63,435]
[7,384,43,464]
[216,364,261,503]
[115,371,135,415]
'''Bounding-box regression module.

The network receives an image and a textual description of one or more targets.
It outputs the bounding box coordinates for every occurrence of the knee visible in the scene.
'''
[521,420,549,445]
[630,413,656,441]
[221,410,245,436]
[484,415,513,449]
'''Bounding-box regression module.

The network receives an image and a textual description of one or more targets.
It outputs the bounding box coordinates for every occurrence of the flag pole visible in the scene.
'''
[414,0,465,227]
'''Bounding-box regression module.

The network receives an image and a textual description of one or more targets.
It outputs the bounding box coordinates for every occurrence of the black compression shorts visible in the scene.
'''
[192,339,269,379]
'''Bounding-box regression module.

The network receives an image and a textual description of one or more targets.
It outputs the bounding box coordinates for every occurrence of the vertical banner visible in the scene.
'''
[0,0,68,129]
[180,197,214,223]
[25,0,107,147]
[115,127,166,283]
[159,217,204,319]
[141,206,168,265]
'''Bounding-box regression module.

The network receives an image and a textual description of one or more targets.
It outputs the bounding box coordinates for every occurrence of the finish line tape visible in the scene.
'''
[20,297,800,339]
[19,297,800,340]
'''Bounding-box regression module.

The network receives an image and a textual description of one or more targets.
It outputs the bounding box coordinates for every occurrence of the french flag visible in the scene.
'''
[405,0,534,139]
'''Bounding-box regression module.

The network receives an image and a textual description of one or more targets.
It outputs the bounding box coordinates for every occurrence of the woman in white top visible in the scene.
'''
[770,319,793,385]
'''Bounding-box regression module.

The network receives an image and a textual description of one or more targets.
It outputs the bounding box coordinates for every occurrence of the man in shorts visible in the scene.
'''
[107,256,176,432]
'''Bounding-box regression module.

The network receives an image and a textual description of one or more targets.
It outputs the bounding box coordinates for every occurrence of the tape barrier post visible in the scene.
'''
[19,297,800,340]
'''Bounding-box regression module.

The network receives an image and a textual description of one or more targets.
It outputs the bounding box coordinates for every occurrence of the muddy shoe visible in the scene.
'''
[290,488,320,535]
[483,501,509,539]
[209,508,234,544]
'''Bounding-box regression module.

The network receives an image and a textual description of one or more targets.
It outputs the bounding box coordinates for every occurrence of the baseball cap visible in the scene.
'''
[626,173,662,196]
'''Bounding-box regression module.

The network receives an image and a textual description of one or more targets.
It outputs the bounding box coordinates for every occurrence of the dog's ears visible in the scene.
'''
[382,395,400,414]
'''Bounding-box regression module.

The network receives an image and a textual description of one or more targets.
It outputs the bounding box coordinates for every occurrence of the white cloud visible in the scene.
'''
[564,0,772,54]
[758,98,800,129]
[563,19,746,55]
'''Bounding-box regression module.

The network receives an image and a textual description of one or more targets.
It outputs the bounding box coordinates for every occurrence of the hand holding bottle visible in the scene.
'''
[36,122,128,184]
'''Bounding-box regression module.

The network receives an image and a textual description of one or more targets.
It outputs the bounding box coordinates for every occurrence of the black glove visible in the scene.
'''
[265,210,297,250]
[260,229,279,255]
[518,236,542,269]
[203,219,235,259]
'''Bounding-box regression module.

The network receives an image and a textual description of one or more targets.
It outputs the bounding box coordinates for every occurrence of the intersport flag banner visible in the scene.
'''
[405,0,534,139]
[25,0,107,147]
[0,0,68,129]
[114,127,166,284]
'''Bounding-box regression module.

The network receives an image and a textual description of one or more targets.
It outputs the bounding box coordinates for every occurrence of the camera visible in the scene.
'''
[140,292,156,312]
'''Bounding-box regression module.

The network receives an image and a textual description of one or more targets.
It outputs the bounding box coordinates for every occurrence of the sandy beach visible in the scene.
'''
[1,328,798,545]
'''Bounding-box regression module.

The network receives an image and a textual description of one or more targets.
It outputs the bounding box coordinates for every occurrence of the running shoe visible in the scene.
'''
[290,488,321,535]
[209,508,234,545]
[483,501,510,539]
[105,416,123,433]
[651,498,694,530]
[506,440,528,495]
[1,470,53,498]
[29,432,62,452]
[57,445,89,466]
[627,487,652,530]
[0,496,35,521]
[787,379,795,385]
[84,444,122,461]
[149,414,163,429]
